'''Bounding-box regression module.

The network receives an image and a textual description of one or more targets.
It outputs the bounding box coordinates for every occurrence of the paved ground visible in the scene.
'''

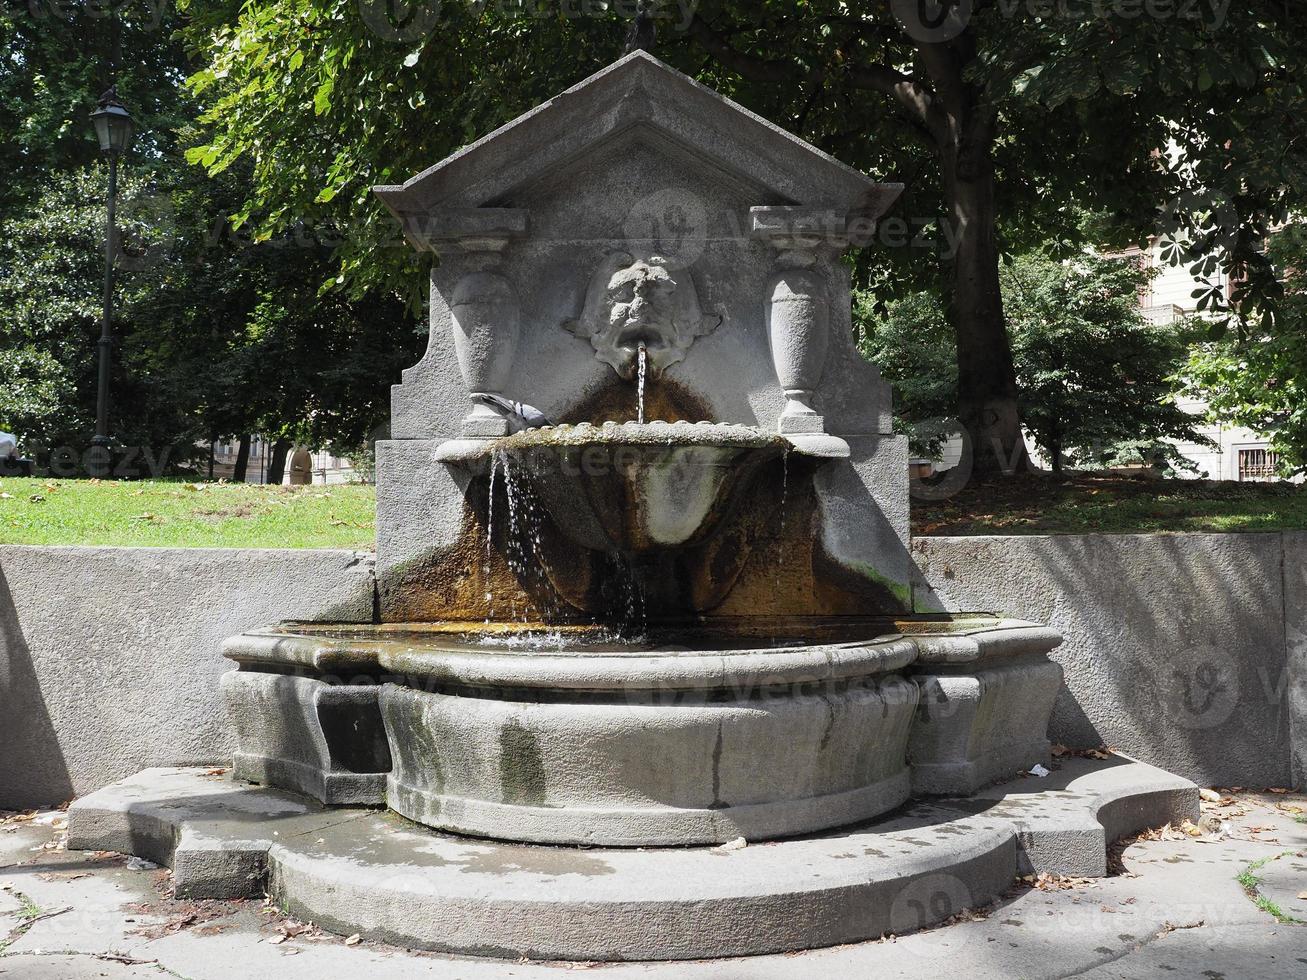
[3,790,1305,979]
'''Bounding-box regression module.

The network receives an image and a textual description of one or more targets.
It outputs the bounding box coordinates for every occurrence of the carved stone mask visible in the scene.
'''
[564,252,721,379]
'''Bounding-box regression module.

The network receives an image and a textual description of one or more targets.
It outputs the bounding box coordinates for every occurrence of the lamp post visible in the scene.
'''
[89,86,134,463]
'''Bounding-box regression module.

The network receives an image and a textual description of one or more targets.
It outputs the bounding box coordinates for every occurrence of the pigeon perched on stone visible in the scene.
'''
[477,395,551,432]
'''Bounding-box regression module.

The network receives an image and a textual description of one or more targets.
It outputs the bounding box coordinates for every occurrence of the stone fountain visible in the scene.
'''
[68,52,1197,961]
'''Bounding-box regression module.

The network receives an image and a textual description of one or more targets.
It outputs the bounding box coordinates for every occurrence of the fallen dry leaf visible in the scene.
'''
[1021,872,1096,892]
[1050,745,1114,761]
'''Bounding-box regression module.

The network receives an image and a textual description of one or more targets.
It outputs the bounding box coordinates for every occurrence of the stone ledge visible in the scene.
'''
[67,758,1197,960]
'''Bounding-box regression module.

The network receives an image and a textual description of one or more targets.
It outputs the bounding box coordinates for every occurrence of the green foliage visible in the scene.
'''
[0,346,69,438]
[0,167,159,452]
[5,0,1305,474]
[172,0,1307,479]
[1004,251,1205,473]
[860,249,1205,472]
[0,5,423,469]
[0,3,192,213]
[176,2,1307,315]
[1183,227,1307,475]
[180,0,625,308]
[855,290,955,457]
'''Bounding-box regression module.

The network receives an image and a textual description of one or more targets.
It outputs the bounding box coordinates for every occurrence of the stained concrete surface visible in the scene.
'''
[5,788,1305,978]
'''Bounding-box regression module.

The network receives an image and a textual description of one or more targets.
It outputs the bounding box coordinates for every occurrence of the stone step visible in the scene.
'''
[67,759,1197,961]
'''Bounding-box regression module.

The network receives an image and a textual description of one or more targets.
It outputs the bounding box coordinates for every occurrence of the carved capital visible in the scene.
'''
[399,208,529,255]
[750,206,850,254]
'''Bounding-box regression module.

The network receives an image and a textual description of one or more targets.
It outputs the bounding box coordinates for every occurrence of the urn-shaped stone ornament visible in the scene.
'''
[449,271,521,439]
[766,269,849,457]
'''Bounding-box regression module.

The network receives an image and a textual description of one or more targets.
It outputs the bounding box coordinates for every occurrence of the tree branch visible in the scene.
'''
[689,13,945,148]
[686,14,818,85]
[845,62,943,142]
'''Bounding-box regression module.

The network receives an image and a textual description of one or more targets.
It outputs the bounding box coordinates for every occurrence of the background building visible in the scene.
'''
[208,438,360,485]
[1117,241,1290,482]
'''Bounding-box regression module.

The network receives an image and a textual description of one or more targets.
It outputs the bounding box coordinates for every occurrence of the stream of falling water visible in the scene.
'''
[504,451,525,622]
[636,343,647,424]
[484,450,501,622]
[491,446,564,626]
[775,444,790,590]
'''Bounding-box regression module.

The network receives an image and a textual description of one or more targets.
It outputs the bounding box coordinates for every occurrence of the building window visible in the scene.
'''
[1237,448,1279,482]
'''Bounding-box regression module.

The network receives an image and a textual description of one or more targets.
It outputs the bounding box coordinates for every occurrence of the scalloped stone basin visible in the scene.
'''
[221,617,1065,847]
[224,619,927,846]
[483,421,787,553]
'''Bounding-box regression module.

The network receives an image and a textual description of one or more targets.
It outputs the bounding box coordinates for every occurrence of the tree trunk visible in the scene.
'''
[939,122,1026,479]
[894,29,1028,482]
[947,195,1024,476]
[233,435,251,483]
[686,13,1030,479]
[266,437,293,486]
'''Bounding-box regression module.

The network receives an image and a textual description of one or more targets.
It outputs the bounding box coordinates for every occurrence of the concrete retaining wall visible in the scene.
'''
[0,547,374,808]
[1,534,1303,807]
[914,533,1303,790]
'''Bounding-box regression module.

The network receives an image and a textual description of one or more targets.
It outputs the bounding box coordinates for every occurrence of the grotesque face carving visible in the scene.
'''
[564,252,721,379]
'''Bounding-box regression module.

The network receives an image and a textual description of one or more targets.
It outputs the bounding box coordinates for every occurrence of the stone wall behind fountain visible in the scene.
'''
[373,51,910,624]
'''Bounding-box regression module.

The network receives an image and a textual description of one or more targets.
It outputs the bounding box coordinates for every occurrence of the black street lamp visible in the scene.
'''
[89,86,134,460]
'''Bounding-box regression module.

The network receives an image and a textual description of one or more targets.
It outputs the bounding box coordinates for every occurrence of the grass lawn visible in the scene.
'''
[913,472,1307,536]
[2,472,1304,548]
[0,478,375,549]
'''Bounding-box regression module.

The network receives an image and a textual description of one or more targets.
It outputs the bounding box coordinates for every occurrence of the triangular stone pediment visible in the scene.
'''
[375,51,900,220]
[503,126,777,244]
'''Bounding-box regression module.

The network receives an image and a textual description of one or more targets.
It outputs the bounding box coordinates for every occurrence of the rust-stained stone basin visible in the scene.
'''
[462,421,788,553]
[220,616,1063,847]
